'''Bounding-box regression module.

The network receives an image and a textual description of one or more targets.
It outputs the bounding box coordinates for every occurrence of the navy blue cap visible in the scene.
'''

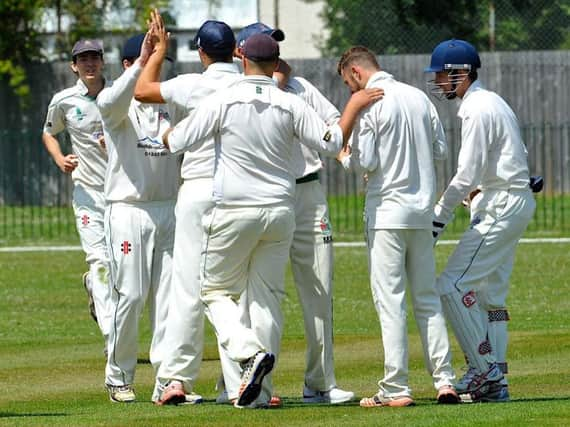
[243,33,280,62]
[425,39,481,73]
[194,20,235,55]
[237,22,285,48]
[122,34,145,61]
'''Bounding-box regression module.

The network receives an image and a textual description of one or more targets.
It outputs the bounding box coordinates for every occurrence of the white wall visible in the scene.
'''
[258,0,326,59]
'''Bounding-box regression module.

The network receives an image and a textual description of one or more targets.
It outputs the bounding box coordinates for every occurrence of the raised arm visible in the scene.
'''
[134,9,168,103]
[97,31,154,129]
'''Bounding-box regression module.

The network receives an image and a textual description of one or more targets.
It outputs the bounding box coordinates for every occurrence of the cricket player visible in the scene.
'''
[42,39,111,346]
[337,46,460,407]
[97,32,181,403]
[425,39,536,402]
[164,34,381,408]
[134,12,241,405]
[218,22,354,406]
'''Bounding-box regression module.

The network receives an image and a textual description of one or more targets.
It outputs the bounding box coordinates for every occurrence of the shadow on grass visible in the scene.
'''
[0,412,67,418]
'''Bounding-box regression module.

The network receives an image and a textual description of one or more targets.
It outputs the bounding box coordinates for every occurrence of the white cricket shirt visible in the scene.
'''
[160,62,242,181]
[348,71,448,229]
[97,62,181,203]
[437,80,531,214]
[43,78,109,190]
[283,77,340,179]
[168,75,343,207]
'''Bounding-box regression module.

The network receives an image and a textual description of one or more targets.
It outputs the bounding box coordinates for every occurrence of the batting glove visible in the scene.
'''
[433,203,454,242]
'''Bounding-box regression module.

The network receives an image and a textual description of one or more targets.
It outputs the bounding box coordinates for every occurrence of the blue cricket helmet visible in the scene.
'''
[425,39,481,73]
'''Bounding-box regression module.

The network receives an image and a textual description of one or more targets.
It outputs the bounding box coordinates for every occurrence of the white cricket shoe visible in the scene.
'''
[303,385,355,404]
[107,384,136,403]
[235,352,275,408]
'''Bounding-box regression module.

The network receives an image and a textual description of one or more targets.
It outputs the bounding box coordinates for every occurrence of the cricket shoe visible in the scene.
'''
[461,383,510,403]
[436,385,460,404]
[82,272,98,323]
[460,363,503,395]
[154,380,203,406]
[455,366,478,393]
[303,386,355,404]
[107,384,136,403]
[235,352,275,407]
[360,393,415,408]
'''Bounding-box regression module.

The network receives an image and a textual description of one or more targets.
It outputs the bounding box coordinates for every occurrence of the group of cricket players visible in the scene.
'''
[42,8,536,409]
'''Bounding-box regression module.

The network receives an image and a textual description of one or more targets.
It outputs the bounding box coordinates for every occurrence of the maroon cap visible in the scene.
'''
[242,33,280,61]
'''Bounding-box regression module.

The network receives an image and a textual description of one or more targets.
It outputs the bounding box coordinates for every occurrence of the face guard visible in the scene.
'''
[426,64,472,100]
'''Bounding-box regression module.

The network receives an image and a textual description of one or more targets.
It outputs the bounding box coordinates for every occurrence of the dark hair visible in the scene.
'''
[205,50,234,63]
[337,46,380,75]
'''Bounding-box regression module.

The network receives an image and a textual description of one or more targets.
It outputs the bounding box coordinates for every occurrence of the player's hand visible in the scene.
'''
[462,188,481,208]
[137,30,155,66]
[149,8,169,58]
[348,88,384,112]
[58,154,79,174]
[273,59,291,89]
[336,143,351,162]
[98,135,106,151]
[432,203,454,243]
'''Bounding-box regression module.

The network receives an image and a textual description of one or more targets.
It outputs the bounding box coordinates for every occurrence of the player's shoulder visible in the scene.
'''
[48,86,79,106]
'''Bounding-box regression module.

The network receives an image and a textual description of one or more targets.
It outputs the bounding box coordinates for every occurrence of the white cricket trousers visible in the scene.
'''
[201,204,294,391]
[437,188,535,373]
[367,228,455,397]
[104,200,175,387]
[290,180,336,391]
[73,183,111,339]
[155,179,215,392]
[222,180,338,400]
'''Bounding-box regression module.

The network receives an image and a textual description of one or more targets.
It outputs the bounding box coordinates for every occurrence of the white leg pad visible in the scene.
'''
[440,291,495,373]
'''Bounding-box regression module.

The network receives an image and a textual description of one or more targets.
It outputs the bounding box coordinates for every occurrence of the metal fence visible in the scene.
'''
[1,50,569,242]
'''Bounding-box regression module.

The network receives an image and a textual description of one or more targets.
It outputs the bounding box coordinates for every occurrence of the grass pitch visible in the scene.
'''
[0,242,569,426]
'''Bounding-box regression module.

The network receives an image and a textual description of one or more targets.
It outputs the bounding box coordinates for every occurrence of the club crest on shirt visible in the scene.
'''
[323,131,331,142]
[74,107,86,122]
[81,214,90,226]
[320,216,333,244]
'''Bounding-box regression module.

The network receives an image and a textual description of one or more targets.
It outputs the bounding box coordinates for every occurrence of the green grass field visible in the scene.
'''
[1,242,569,426]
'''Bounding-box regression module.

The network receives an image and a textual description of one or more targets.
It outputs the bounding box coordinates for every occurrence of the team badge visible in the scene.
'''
[323,131,331,142]
[256,86,262,94]
[121,241,132,254]
[320,216,333,243]
[74,107,85,122]
[462,290,477,307]
[81,214,90,226]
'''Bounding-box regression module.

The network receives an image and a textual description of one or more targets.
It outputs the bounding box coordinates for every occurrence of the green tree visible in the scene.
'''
[0,0,44,105]
[316,0,570,56]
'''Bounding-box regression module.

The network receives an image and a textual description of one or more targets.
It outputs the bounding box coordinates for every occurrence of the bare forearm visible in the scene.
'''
[42,133,64,162]
[134,50,165,103]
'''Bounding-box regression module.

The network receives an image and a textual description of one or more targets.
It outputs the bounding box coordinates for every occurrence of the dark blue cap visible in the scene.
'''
[237,22,285,48]
[122,34,145,61]
[194,20,235,55]
[425,39,481,73]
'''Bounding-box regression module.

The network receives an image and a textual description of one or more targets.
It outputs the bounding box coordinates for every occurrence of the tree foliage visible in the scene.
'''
[0,0,45,106]
[317,0,570,56]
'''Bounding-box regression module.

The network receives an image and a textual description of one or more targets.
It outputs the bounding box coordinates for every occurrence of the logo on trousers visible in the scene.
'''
[121,241,132,254]
[462,290,477,307]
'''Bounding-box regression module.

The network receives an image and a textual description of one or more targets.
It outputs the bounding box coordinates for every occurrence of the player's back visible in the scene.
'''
[160,63,242,180]
[363,71,440,228]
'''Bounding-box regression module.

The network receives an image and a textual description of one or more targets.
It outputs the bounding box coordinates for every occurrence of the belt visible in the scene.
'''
[296,172,319,184]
